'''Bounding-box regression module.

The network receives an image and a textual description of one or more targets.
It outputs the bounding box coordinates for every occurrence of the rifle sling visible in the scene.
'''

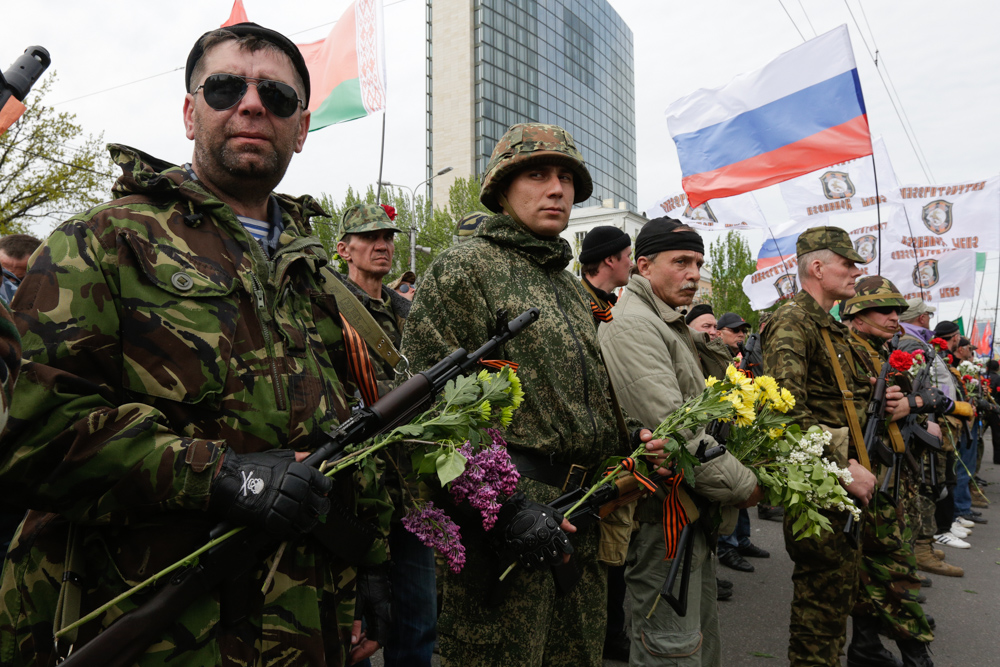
[850,331,908,456]
[328,276,403,370]
[53,523,85,658]
[820,327,871,471]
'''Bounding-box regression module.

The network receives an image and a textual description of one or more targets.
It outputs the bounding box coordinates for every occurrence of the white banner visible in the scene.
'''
[742,218,899,310]
[880,248,976,304]
[644,191,768,231]
[779,137,898,221]
[890,176,1000,253]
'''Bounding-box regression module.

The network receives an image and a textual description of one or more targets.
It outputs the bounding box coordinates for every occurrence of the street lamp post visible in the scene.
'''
[379,166,453,274]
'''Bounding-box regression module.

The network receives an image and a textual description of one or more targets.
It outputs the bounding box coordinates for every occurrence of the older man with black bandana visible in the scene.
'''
[600,217,761,667]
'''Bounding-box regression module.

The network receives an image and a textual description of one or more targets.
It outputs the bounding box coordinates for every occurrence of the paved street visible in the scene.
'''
[376,437,999,666]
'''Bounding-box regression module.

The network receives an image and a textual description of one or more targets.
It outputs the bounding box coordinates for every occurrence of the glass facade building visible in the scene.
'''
[427,0,637,210]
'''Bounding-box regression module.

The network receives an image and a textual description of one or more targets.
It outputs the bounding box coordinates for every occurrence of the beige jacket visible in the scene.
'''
[598,275,757,531]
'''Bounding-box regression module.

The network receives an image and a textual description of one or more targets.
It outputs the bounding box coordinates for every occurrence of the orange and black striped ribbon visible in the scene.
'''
[479,359,520,372]
[340,315,381,408]
[619,457,659,493]
[661,471,690,560]
[591,301,613,323]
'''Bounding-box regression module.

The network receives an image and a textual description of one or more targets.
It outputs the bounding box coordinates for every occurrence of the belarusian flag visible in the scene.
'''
[221,0,387,131]
[299,0,387,131]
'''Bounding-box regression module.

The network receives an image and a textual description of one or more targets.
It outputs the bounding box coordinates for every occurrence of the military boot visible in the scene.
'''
[970,486,989,508]
[896,638,934,667]
[848,615,903,667]
[914,539,964,577]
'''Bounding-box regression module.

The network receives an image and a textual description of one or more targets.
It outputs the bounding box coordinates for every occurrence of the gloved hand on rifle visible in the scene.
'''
[209,449,333,541]
[349,564,393,664]
[491,492,575,570]
[907,388,952,415]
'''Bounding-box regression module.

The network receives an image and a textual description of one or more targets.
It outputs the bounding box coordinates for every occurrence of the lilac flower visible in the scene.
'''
[401,501,466,573]
[449,429,520,531]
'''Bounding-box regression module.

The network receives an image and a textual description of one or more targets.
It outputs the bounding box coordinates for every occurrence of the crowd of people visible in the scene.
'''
[0,20,994,667]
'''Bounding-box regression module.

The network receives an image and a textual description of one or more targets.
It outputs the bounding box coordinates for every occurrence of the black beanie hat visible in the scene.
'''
[579,226,631,264]
[685,303,714,325]
[933,321,959,337]
[634,217,704,259]
[186,22,311,105]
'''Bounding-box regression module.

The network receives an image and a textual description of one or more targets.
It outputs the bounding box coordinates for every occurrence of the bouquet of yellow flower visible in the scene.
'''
[718,366,861,540]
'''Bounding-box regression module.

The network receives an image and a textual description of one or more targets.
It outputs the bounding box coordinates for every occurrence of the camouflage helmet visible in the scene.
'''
[456,211,489,242]
[339,204,402,240]
[839,276,908,319]
[479,123,594,213]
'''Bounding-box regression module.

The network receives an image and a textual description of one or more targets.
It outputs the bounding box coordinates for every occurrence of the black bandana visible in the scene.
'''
[634,217,704,258]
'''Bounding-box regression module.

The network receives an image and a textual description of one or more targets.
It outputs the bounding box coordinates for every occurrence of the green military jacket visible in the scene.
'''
[0,145,389,667]
[0,303,18,434]
[762,290,872,466]
[400,213,631,471]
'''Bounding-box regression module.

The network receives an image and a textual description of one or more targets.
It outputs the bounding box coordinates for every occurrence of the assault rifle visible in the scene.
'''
[549,442,726,615]
[900,360,945,488]
[59,308,540,667]
[844,332,901,547]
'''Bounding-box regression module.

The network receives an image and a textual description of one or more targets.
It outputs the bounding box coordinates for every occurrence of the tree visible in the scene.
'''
[708,231,760,330]
[0,75,113,234]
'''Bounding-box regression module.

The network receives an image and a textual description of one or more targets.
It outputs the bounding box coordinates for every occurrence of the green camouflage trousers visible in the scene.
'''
[438,478,606,667]
[855,494,933,643]
[784,510,861,667]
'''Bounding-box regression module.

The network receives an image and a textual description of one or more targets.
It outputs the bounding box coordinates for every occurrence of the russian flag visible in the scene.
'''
[757,232,800,270]
[666,25,872,208]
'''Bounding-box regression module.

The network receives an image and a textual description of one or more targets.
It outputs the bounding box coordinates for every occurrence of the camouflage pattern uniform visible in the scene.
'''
[0,303,18,435]
[0,145,391,667]
[399,124,630,667]
[761,227,871,667]
[840,277,933,645]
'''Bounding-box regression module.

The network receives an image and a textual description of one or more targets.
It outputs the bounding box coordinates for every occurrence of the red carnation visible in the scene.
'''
[929,337,950,350]
[963,374,974,383]
[947,354,954,365]
[381,204,397,221]
[888,350,913,372]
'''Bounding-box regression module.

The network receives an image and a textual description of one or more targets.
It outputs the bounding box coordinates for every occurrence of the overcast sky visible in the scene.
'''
[7,0,999,323]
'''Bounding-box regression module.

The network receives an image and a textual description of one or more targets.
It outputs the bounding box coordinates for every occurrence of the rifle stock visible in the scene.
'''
[59,308,540,666]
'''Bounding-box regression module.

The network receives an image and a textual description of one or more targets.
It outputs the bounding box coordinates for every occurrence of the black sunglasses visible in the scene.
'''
[195,73,304,118]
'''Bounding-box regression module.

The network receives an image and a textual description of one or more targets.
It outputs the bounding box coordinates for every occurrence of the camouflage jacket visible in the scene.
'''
[0,145,390,667]
[400,213,632,471]
[762,290,872,466]
[0,302,18,434]
[334,272,410,397]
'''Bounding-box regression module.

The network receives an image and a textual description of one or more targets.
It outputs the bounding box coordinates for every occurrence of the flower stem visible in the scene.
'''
[54,525,245,638]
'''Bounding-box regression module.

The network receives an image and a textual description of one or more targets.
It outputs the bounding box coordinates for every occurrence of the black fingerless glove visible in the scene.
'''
[209,449,333,541]
[355,564,393,646]
[491,492,574,571]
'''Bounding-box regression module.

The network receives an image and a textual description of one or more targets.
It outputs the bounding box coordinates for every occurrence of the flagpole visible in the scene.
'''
[899,208,927,302]
[376,112,387,204]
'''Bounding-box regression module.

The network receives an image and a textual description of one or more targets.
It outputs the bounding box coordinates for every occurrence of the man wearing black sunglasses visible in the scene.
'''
[0,22,391,667]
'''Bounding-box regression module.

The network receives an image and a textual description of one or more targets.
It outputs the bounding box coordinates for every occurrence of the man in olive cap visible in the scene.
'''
[578,226,632,323]
[762,226,882,666]
[400,122,669,667]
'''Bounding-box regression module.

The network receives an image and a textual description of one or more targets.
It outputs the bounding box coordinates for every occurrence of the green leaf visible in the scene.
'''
[749,652,777,659]
[436,449,468,486]
[417,451,441,475]
[963,589,978,594]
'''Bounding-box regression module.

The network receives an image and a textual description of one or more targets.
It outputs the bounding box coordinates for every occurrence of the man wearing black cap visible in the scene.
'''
[579,225,632,323]
[717,312,750,356]
[0,23,391,666]
[686,303,718,339]
[599,217,762,667]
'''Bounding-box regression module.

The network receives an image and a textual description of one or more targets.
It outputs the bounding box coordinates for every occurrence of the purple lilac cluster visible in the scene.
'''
[449,429,520,531]
[401,501,466,573]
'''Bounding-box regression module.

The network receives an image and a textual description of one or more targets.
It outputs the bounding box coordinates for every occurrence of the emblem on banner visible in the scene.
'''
[682,202,718,224]
[854,235,877,265]
[774,274,798,300]
[913,259,940,289]
[819,171,856,200]
[921,200,953,235]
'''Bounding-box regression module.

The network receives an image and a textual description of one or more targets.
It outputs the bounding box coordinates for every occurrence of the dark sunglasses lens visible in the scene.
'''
[202,74,246,110]
[256,80,300,118]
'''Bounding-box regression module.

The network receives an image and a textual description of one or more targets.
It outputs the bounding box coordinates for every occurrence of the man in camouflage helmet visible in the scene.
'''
[400,122,669,667]
[0,23,391,666]
[761,226,884,667]
[840,276,935,667]
[455,210,489,243]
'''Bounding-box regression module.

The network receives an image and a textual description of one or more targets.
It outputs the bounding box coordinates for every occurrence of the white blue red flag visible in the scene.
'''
[666,25,872,208]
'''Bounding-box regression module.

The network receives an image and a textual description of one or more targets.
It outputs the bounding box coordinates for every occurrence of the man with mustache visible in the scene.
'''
[599,217,762,666]
[0,23,390,666]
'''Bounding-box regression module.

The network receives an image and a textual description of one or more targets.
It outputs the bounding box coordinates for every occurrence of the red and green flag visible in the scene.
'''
[222,0,387,131]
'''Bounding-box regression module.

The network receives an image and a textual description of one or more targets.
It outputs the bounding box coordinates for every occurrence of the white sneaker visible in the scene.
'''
[949,523,971,538]
[934,532,971,549]
[955,516,975,529]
